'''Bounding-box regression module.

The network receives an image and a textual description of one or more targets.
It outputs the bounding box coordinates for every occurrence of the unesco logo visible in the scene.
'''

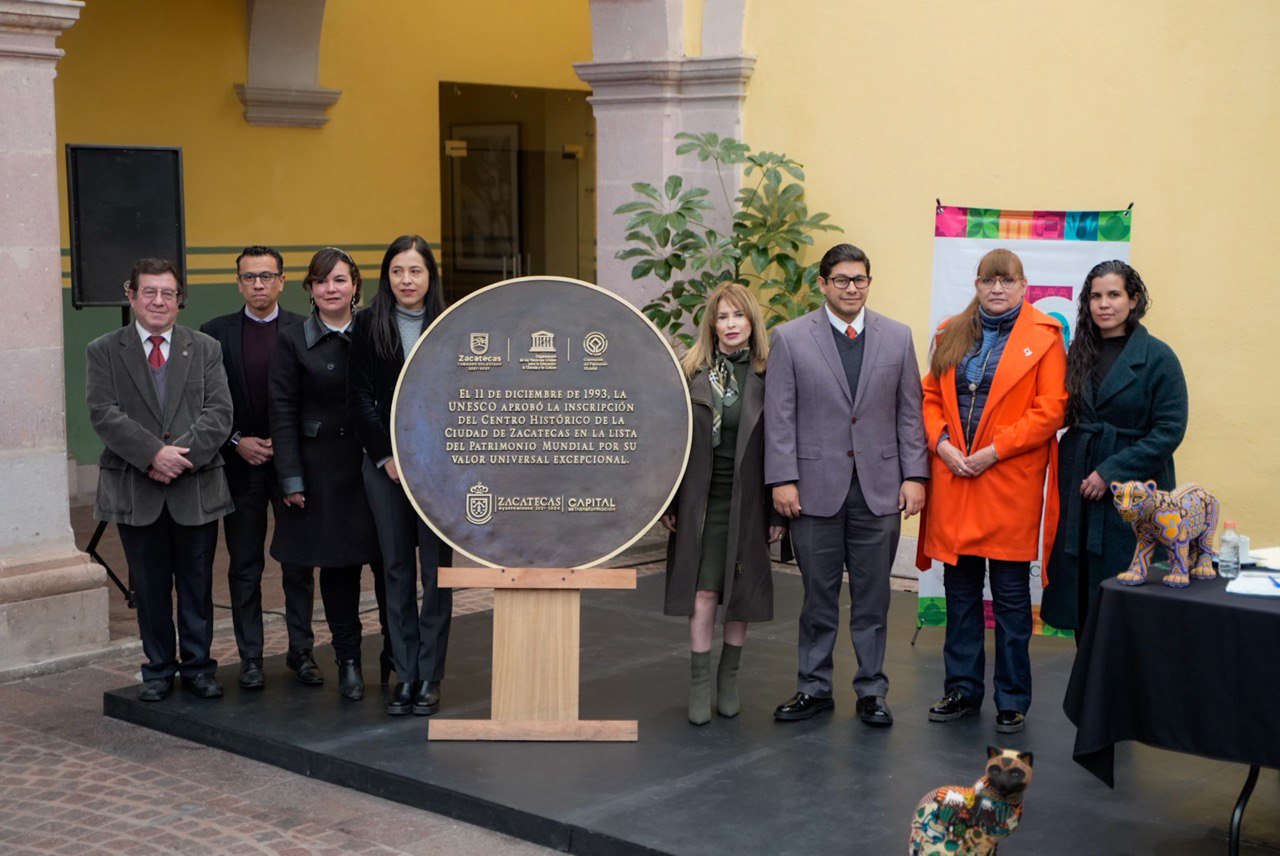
[583,331,608,357]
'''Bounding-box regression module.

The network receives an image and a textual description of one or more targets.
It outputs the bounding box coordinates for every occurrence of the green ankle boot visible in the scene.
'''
[716,643,742,718]
[689,651,712,725]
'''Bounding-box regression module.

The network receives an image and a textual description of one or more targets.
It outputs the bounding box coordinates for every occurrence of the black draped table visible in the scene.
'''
[1065,571,1280,853]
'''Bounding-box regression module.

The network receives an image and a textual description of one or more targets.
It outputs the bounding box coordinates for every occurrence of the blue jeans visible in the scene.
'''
[942,555,1032,713]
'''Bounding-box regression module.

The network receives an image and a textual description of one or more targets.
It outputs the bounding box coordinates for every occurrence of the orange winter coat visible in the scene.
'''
[915,303,1068,569]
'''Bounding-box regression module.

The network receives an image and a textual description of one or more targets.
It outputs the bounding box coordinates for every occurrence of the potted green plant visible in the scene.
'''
[613,132,840,347]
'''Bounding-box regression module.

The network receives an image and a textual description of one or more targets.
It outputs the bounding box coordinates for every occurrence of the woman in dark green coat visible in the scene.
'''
[1042,261,1188,635]
[661,282,785,725]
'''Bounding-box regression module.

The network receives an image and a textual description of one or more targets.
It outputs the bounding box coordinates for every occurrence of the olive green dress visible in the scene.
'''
[695,360,748,593]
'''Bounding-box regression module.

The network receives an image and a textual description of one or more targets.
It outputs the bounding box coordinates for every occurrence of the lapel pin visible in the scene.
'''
[1023,347,1032,357]
[182,350,189,357]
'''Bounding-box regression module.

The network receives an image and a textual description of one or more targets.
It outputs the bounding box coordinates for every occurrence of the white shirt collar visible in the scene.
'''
[824,303,865,336]
[244,305,280,323]
[135,322,172,345]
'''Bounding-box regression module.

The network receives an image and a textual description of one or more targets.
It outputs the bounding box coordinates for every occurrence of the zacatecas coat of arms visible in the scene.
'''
[466,482,493,525]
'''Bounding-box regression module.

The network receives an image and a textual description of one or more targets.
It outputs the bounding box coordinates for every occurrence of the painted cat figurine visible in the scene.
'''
[1110,480,1219,587]
[909,747,1033,855]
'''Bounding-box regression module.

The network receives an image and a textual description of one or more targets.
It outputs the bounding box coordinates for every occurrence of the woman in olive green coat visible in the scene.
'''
[1043,261,1188,636]
[661,282,785,725]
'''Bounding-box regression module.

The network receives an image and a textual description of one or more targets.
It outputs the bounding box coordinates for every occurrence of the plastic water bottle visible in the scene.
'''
[1218,521,1240,580]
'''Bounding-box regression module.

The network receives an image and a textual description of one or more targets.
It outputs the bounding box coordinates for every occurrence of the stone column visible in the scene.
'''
[575,0,753,307]
[0,0,108,675]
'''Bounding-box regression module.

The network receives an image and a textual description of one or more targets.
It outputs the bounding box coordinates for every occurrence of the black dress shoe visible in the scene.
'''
[388,681,418,716]
[856,695,894,727]
[337,659,364,701]
[995,710,1026,733]
[286,648,324,686]
[928,689,980,722]
[138,677,173,702]
[183,674,224,699]
[773,692,835,721]
[238,658,265,690]
[412,681,441,716]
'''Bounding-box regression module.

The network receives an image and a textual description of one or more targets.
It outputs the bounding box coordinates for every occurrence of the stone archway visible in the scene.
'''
[0,0,109,675]
[574,0,754,306]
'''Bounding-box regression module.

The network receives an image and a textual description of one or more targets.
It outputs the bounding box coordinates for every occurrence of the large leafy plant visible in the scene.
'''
[614,132,840,348]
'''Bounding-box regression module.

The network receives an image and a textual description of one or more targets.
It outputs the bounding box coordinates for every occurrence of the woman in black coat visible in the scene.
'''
[661,282,784,725]
[269,247,387,701]
[347,235,453,717]
[1042,260,1188,636]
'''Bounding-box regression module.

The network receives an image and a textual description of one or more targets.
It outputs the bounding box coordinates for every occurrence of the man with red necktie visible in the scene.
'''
[764,243,929,727]
[86,258,234,702]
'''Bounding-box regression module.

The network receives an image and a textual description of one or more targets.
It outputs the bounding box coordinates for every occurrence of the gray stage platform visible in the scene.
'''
[104,572,1279,855]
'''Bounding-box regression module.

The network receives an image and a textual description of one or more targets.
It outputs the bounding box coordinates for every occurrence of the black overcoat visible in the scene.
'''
[1042,324,1188,630]
[268,314,380,567]
[664,368,776,623]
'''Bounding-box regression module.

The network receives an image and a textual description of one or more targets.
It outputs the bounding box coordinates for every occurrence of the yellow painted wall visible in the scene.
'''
[54,0,591,461]
[743,0,1280,542]
[55,0,592,278]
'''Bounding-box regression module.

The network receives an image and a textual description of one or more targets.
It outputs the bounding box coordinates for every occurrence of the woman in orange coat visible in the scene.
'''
[917,248,1067,735]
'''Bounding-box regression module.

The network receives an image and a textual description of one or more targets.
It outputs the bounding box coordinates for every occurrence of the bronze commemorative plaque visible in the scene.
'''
[391,277,691,569]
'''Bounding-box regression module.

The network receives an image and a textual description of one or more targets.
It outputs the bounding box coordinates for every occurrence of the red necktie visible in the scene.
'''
[845,324,857,340]
[147,335,166,369]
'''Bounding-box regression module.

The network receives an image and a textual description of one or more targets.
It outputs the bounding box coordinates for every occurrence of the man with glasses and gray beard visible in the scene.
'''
[765,243,928,727]
[201,247,312,690]
[87,258,233,701]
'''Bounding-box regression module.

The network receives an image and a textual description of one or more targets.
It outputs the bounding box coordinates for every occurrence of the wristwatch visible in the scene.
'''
[229,431,243,448]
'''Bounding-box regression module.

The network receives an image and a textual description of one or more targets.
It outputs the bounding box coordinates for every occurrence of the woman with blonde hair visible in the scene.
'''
[916,248,1067,734]
[660,282,784,725]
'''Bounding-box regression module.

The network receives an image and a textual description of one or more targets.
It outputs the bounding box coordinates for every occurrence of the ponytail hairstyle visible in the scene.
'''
[368,235,445,361]
[679,282,769,380]
[929,248,1025,378]
[1064,260,1151,422]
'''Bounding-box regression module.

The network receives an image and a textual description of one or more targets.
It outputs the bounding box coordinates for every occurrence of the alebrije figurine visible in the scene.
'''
[909,746,1033,855]
[1110,480,1219,587]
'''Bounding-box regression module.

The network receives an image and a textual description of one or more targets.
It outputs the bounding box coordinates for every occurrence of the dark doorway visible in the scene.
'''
[440,82,595,303]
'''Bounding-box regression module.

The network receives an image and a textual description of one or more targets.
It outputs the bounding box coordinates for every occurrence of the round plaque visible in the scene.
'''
[391,277,692,569]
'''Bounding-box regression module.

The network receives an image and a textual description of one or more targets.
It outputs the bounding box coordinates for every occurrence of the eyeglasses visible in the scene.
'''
[138,287,179,302]
[977,276,1021,289]
[238,272,281,285]
[827,274,872,290]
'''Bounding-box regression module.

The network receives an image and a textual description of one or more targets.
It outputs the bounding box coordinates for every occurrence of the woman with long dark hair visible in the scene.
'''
[660,282,784,725]
[347,235,454,716]
[1042,260,1187,636]
[269,247,387,701]
[916,248,1067,735]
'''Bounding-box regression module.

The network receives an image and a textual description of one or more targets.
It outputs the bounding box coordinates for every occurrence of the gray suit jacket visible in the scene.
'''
[764,307,928,517]
[86,324,234,527]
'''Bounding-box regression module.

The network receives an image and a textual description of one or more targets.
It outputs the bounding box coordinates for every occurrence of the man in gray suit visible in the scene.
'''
[86,258,234,701]
[765,243,928,726]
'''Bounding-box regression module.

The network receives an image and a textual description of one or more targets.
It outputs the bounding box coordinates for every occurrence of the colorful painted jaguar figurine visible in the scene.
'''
[909,747,1033,855]
[1110,480,1219,587]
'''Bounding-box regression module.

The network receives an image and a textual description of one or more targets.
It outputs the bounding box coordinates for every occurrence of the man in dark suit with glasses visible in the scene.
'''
[200,247,313,690]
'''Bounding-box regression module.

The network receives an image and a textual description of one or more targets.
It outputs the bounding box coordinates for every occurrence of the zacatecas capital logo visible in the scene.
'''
[465,482,493,525]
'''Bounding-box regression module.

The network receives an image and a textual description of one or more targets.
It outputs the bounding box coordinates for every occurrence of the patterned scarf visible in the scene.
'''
[708,348,750,448]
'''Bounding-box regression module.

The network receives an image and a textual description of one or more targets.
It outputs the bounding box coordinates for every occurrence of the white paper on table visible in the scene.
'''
[1245,546,1280,570]
[1225,572,1280,598]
